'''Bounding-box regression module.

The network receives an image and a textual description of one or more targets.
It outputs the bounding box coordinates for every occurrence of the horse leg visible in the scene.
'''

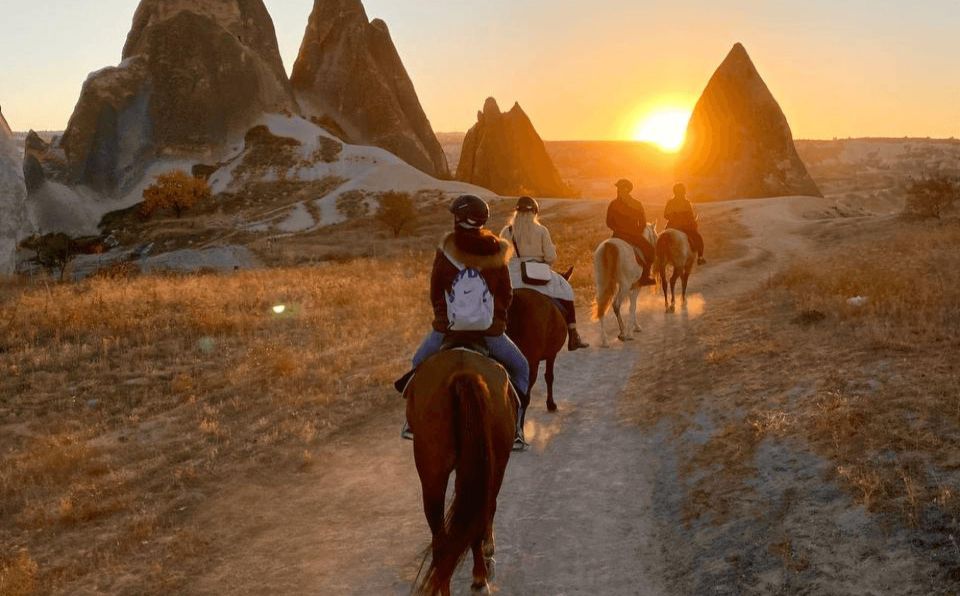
[483,526,496,580]
[669,270,681,313]
[614,291,631,341]
[629,285,641,333]
[681,270,690,305]
[545,357,557,412]
[471,540,490,593]
[661,266,670,312]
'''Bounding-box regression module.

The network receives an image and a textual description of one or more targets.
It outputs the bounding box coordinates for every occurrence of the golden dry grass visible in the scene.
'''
[624,215,960,538]
[1,254,431,593]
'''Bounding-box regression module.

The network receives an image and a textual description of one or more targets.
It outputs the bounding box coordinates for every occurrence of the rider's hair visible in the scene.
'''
[507,210,540,244]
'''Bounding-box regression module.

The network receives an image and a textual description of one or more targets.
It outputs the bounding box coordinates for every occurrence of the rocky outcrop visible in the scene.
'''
[456,98,572,198]
[30,0,297,196]
[677,43,821,201]
[291,0,449,179]
[0,105,28,275]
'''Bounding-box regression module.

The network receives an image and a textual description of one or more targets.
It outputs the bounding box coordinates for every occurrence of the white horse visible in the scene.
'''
[592,223,658,347]
[655,228,697,313]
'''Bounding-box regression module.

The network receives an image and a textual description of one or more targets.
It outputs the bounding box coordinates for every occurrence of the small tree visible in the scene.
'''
[25,233,78,281]
[904,175,959,219]
[377,191,417,237]
[141,170,211,219]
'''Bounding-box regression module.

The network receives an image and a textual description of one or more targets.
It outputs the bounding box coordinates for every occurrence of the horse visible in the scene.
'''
[592,223,658,347]
[507,286,569,417]
[655,228,696,313]
[405,348,516,595]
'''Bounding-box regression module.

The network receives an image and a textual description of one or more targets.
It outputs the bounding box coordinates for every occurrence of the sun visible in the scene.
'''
[632,108,691,152]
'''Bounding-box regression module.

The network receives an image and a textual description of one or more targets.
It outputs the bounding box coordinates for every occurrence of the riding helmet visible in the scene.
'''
[515,196,539,214]
[449,194,489,229]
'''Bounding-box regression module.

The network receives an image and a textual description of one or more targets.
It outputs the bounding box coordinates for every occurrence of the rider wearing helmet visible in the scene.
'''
[396,195,530,439]
[500,196,590,351]
[664,183,706,265]
[606,179,656,286]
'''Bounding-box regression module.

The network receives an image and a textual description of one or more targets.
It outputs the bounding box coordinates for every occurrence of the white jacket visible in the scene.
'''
[500,223,557,264]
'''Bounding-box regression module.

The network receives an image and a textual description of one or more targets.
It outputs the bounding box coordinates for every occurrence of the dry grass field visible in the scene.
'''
[1,256,434,593]
[623,214,960,588]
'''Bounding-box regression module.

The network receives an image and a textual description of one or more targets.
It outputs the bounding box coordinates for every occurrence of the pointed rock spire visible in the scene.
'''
[291,0,450,179]
[456,97,573,197]
[677,43,821,200]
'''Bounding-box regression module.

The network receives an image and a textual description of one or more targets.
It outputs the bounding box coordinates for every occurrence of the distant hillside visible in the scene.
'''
[795,137,960,194]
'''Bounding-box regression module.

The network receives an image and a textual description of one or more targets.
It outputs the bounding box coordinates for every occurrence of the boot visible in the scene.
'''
[638,266,656,287]
[394,369,415,393]
[568,327,590,351]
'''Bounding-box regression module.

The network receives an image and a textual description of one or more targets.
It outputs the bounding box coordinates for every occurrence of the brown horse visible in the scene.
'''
[507,288,568,416]
[655,229,696,313]
[406,349,516,595]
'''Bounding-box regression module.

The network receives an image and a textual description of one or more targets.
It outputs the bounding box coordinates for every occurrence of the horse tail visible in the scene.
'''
[420,373,495,594]
[593,241,619,320]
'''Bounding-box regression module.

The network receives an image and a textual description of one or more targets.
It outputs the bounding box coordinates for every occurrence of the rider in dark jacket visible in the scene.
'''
[606,179,656,286]
[664,183,706,265]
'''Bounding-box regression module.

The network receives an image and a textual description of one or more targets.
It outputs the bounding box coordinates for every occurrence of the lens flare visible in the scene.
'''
[272,305,286,315]
[632,108,691,152]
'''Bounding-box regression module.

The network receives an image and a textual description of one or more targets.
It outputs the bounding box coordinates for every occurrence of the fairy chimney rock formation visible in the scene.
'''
[1,105,28,275]
[291,0,450,179]
[456,97,572,198]
[677,43,821,201]
[30,0,297,196]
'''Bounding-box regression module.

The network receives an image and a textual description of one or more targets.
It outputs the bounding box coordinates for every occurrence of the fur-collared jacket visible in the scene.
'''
[430,230,513,336]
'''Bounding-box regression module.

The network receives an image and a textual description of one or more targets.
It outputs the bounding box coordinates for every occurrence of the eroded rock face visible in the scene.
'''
[32,0,297,196]
[291,0,449,179]
[677,43,821,201]
[0,106,28,275]
[456,97,572,198]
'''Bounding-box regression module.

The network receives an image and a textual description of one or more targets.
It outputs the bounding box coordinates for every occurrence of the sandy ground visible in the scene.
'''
[187,196,872,594]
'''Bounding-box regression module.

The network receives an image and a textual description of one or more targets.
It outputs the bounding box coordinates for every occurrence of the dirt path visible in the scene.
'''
[192,197,828,595]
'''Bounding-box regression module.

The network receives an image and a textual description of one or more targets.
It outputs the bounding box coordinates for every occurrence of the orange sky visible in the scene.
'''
[1,1,958,140]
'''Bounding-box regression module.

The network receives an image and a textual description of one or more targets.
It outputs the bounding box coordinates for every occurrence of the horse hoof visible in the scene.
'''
[471,581,491,594]
[618,335,634,342]
[512,439,529,452]
[633,326,642,333]
[547,401,558,413]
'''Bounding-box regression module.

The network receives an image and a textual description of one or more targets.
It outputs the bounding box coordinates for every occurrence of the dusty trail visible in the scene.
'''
[193,197,826,595]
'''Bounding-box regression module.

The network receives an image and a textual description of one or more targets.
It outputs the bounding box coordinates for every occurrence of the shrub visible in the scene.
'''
[141,170,211,219]
[335,191,370,219]
[377,191,418,237]
[904,175,959,219]
[24,233,79,281]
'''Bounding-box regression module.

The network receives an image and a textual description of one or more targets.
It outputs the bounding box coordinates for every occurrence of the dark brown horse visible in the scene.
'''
[406,349,516,595]
[507,285,569,417]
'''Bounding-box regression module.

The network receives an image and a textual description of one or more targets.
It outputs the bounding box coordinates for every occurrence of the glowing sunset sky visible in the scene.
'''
[1,0,958,140]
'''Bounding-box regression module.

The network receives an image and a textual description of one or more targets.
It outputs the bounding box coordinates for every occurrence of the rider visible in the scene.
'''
[664,183,706,265]
[396,195,530,437]
[606,179,656,286]
[500,196,590,351]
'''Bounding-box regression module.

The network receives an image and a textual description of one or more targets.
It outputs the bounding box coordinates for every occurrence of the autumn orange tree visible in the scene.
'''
[376,191,418,237]
[141,170,211,219]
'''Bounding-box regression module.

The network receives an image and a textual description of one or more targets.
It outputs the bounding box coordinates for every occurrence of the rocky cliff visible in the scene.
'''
[291,0,449,179]
[457,97,572,197]
[677,43,821,201]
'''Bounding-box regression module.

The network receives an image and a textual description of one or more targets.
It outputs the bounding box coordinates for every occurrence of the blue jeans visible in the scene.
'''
[412,331,530,395]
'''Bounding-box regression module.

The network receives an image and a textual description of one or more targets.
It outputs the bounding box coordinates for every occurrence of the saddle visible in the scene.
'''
[440,332,490,358]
